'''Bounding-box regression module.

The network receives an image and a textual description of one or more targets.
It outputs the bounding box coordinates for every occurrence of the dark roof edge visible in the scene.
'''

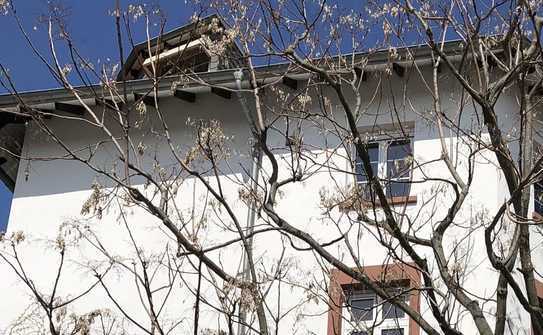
[0,39,498,108]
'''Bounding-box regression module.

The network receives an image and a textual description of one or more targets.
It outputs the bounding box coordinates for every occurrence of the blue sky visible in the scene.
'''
[0,1,197,92]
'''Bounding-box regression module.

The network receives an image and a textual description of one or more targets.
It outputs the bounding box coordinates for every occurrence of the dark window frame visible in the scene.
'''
[534,141,543,216]
[381,328,404,335]
[354,136,413,199]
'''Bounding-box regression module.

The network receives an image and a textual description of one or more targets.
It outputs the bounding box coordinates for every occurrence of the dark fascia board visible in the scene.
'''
[0,39,506,109]
[0,68,240,109]
[118,14,224,81]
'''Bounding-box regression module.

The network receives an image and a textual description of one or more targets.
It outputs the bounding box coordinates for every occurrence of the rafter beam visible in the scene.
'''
[354,67,368,81]
[174,89,196,103]
[54,102,86,116]
[18,106,51,120]
[0,112,30,126]
[392,63,405,77]
[133,93,156,107]
[282,76,298,90]
[211,87,232,99]
[96,98,124,110]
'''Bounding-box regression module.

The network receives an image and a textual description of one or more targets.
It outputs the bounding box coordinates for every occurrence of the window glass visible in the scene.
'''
[382,299,406,320]
[349,296,376,321]
[536,181,543,215]
[356,143,379,184]
[343,286,409,335]
[386,140,412,198]
[354,137,413,199]
[382,288,407,320]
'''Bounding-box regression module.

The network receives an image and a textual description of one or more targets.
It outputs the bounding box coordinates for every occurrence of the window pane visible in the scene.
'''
[386,141,412,178]
[356,162,378,183]
[366,143,379,162]
[387,181,410,198]
[386,159,411,179]
[351,331,369,335]
[356,143,379,183]
[536,181,543,215]
[382,300,406,320]
[386,140,412,198]
[387,140,411,160]
[382,329,404,335]
[349,297,375,321]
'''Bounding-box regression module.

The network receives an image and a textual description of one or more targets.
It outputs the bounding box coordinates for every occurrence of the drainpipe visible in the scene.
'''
[234,69,263,335]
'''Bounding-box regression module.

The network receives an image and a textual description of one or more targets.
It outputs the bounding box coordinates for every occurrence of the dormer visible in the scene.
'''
[118,14,243,81]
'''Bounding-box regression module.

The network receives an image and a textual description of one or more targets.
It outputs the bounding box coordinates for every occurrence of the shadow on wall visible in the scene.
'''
[11,94,255,199]
[10,74,486,200]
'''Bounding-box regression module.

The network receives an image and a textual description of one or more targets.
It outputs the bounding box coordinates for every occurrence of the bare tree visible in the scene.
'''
[1,0,543,334]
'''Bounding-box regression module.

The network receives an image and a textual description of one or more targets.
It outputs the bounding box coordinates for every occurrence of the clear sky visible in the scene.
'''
[0,1,199,93]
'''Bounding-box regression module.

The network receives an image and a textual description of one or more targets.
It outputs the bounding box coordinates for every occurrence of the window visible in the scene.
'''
[143,46,211,78]
[344,288,408,324]
[381,329,404,335]
[327,264,420,335]
[355,143,380,200]
[354,136,413,199]
[386,140,412,198]
[355,143,379,185]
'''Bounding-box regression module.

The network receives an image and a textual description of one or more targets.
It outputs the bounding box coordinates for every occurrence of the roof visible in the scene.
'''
[118,14,230,81]
[0,38,482,109]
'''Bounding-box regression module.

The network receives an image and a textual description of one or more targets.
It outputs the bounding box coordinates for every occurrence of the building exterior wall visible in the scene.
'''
[0,67,539,334]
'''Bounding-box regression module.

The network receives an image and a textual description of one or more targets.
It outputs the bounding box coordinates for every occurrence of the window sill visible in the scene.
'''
[364,195,417,208]
[338,195,417,214]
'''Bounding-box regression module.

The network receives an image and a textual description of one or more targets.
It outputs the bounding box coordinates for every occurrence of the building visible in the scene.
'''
[0,15,541,335]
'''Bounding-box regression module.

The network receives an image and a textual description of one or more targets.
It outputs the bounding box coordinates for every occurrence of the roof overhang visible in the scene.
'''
[0,39,500,110]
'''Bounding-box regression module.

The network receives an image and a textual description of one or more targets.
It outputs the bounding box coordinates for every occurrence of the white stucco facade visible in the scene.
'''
[0,63,541,335]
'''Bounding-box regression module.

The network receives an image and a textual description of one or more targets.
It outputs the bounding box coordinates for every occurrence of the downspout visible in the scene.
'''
[234,69,263,335]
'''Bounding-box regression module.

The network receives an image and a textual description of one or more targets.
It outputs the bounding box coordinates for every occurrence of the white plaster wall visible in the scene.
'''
[0,67,538,335]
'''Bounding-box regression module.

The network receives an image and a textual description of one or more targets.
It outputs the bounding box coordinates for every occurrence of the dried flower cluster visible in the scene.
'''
[0,0,11,16]
[80,182,105,219]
